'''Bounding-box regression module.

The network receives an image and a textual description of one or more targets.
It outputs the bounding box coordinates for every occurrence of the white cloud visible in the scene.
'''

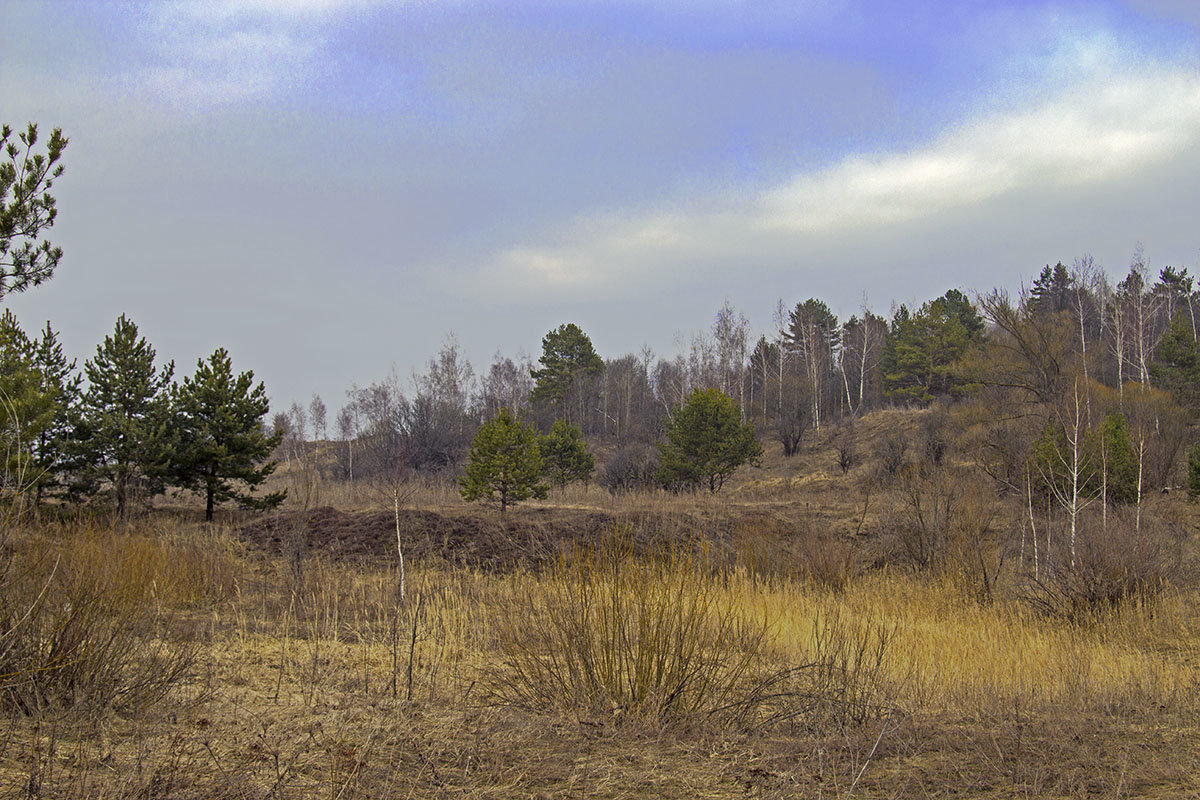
[129,0,368,108]
[761,71,1200,232]
[476,61,1200,295]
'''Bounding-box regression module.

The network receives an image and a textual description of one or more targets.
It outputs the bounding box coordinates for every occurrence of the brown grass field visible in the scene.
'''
[2,408,1200,798]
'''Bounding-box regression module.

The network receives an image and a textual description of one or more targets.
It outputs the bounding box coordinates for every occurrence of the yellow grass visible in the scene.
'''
[3,513,1199,797]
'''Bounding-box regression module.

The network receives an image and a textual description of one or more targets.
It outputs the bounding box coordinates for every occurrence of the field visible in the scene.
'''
[2,410,1200,799]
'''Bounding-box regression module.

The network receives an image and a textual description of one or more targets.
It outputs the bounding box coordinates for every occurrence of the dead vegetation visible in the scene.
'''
[3,407,1200,798]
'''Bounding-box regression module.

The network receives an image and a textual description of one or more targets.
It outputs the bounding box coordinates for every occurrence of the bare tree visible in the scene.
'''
[840,306,887,416]
[350,372,412,602]
[713,300,751,419]
[309,394,327,442]
[1039,379,1097,570]
[787,299,839,433]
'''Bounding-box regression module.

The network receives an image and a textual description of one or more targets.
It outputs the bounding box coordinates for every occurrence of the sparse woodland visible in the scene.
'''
[5,124,1200,797]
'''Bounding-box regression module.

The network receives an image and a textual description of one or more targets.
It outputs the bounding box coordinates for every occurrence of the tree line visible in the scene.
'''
[1,311,281,520]
[297,253,1199,498]
[5,120,1200,520]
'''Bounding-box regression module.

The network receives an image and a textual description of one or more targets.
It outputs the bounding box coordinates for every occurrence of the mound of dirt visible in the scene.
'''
[238,506,739,570]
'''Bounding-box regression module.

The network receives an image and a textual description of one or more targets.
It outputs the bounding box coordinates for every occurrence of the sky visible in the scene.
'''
[3,0,1200,413]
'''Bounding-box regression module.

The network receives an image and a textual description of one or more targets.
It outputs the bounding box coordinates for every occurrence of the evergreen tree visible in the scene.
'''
[76,314,174,518]
[459,408,547,512]
[1029,262,1074,314]
[881,291,984,403]
[1095,410,1138,505]
[1,123,68,298]
[1151,312,1200,410]
[657,388,762,493]
[0,310,55,503]
[530,323,604,425]
[170,348,285,521]
[1187,442,1200,500]
[30,321,82,503]
[538,418,594,489]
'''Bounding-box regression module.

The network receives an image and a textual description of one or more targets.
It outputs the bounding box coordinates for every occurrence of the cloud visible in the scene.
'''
[129,0,386,108]
[474,59,1200,296]
[761,70,1200,232]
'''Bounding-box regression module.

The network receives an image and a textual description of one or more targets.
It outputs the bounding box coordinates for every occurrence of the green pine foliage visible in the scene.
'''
[0,310,57,501]
[657,388,762,493]
[529,323,603,419]
[459,408,547,512]
[1096,410,1138,505]
[1151,313,1200,410]
[170,348,284,521]
[1187,442,1200,500]
[881,290,984,404]
[1,123,68,298]
[30,321,82,503]
[75,314,175,518]
[538,419,594,489]
[1031,411,1139,507]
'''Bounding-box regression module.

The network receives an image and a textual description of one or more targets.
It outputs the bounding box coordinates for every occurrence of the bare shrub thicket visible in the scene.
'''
[740,610,898,732]
[875,431,909,481]
[796,525,863,594]
[1024,511,1190,622]
[882,466,1008,604]
[599,446,660,494]
[0,526,212,716]
[488,530,770,723]
[488,528,904,735]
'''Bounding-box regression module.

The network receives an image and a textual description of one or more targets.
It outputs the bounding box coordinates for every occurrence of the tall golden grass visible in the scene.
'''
[2,511,1198,796]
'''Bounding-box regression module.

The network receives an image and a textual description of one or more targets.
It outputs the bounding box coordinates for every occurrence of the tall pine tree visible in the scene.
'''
[30,321,81,504]
[76,314,174,518]
[169,348,284,521]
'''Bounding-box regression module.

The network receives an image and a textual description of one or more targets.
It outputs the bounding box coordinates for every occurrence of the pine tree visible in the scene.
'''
[530,323,604,425]
[538,419,594,489]
[1187,442,1200,500]
[458,408,547,512]
[30,321,82,504]
[1151,312,1200,410]
[76,314,174,518]
[0,310,55,504]
[881,291,984,403]
[1095,410,1138,505]
[657,388,762,493]
[170,348,284,521]
[1,123,68,298]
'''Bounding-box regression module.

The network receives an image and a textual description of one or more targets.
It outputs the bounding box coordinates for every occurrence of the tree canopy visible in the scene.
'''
[458,408,547,512]
[75,314,174,518]
[881,290,985,404]
[530,323,603,423]
[538,418,594,489]
[657,388,761,493]
[1,123,68,299]
[169,348,284,521]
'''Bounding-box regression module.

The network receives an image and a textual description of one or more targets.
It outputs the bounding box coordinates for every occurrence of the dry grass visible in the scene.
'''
[5,423,1200,798]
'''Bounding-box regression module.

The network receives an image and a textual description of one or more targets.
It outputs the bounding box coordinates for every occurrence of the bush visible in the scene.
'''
[1023,515,1186,622]
[875,432,909,480]
[0,526,204,715]
[599,446,659,494]
[919,410,949,468]
[488,529,770,723]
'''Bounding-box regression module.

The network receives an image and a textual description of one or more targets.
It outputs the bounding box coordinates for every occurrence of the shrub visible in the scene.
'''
[1023,515,1186,622]
[488,529,770,723]
[599,446,659,494]
[875,432,908,480]
[0,526,203,715]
